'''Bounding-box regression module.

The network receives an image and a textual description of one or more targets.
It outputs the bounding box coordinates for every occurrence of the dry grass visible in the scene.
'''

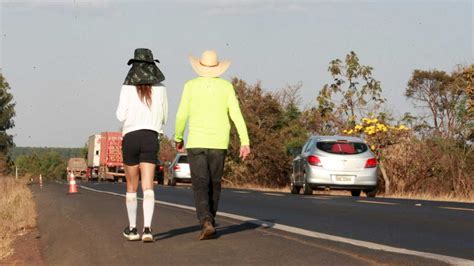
[378,192,474,203]
[222,181,474,203]
[0,176,37,260]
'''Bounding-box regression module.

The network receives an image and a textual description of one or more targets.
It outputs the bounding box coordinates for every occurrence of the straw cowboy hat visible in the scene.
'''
[189,50,231,78]
[124,48,165,86]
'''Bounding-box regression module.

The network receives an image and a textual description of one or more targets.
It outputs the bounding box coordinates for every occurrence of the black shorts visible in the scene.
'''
[122,130,159,165]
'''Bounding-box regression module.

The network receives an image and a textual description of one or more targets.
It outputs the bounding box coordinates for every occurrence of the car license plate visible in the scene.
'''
[334,175,355,183]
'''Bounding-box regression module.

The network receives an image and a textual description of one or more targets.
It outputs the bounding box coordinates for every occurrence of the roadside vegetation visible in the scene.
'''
[0,73,37,260]
[0,72,15,175]
[10,147,83,161]
[0,176,37,260]
[14,150,68,180]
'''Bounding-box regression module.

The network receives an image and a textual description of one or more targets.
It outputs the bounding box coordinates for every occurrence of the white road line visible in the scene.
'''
[440,207,474,212]
[79,185,473,265]
[233,191,250,194]
[303,196,330,200]
[357,200,398,206]
[263,193,285,197]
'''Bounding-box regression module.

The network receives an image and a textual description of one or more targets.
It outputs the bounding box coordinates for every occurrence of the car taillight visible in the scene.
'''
[365,158,377,168]
[307,155,322,166]
[173,165,180,171]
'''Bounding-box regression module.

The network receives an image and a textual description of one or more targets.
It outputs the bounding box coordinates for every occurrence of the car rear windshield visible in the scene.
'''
[316,141,368,155]
[178,155,188,163]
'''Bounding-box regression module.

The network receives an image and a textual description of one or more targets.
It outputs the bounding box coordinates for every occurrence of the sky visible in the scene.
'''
[0,0,472,147]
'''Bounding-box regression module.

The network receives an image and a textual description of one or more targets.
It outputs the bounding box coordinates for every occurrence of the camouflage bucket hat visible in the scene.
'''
[123,48,165,86]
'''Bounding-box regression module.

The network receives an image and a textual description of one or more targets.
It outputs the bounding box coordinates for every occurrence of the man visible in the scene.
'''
[175,50,250,240]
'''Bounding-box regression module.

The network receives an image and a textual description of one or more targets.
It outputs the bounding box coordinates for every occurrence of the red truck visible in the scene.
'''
[86,132,125,182]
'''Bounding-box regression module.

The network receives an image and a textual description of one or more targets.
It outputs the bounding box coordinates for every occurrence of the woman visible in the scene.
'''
[116,48,168,242]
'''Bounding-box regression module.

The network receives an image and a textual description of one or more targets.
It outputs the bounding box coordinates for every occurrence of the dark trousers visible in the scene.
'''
[187,148,227,226]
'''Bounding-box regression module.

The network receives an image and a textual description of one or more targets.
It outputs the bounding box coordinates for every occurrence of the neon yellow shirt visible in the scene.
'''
[175,77,249,149]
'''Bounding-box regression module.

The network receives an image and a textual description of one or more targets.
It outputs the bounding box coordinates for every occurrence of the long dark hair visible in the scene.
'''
[136,84,152,107]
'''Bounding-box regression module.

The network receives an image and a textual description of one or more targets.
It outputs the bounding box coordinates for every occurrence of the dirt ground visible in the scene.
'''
[1,228,44,265]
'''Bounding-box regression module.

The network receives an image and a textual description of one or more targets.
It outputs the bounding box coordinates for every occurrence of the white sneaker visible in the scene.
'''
[123,227,140,241]
[142,227,153,242]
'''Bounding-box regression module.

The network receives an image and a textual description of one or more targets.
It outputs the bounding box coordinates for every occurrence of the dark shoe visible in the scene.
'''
[142,227,154,242]
[199,220,216,240]
[123,226,140,241]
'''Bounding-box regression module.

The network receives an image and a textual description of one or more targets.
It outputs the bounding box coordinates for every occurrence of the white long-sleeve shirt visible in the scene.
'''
[116,84,168,136]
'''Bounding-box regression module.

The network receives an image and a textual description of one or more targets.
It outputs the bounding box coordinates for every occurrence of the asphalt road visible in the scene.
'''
[32,182,473,265]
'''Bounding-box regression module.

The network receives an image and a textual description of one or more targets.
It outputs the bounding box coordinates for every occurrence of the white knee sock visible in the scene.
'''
[125,192,137,228]
[143,190,155,228]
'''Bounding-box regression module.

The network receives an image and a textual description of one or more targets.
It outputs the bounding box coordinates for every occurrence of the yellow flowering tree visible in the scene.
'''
[317,51,385,131]
[342,118,410,193]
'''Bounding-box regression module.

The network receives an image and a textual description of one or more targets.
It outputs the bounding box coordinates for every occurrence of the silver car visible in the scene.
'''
[167,153,191,186]
[290,135,378,197]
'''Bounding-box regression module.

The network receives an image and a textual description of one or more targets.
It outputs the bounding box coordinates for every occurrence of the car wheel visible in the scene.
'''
[169,178,176,186]
[351,190,361,197]
[364,188,377,198]
[290,182,300,194]
[303,182,313,195]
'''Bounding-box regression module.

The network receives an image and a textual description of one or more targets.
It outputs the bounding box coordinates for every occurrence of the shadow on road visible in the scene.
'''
[154,219,276,241]
[154,225,201,241]
[215,221,265,239]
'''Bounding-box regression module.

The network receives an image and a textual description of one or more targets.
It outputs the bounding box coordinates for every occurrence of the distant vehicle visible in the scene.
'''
[67,158,87,180]
[86,134,101,180]
[86,132,125,182]
[154,160,164,185]
[290,135,378,197]
[167,153,191,186]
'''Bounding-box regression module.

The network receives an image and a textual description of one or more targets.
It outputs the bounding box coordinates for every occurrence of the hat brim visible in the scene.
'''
[127,59,160,65]
[123,63,165,86]
[189,55,230,78]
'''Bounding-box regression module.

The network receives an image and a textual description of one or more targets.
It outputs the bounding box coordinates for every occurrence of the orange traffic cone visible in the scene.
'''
[68,172,78,194]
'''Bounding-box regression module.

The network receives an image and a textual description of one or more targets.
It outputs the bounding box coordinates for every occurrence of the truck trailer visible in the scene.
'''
[86,132,125,182]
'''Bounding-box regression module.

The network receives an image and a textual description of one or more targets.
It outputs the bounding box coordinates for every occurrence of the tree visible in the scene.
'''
[317,51,385,130]
[0,72,15,173]
[80,143,88,159]
[15,151,67,180]
[225,78,304,187]
[343,118,411,193]
[273,83,308,151]
[399,112,431,138]
[451,65,473,141]
[405,68,470,139]
[159,135,176,164]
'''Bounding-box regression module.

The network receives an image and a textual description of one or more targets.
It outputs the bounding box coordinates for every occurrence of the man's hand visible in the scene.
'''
[239,145,251,161]
[175,141,185,153]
